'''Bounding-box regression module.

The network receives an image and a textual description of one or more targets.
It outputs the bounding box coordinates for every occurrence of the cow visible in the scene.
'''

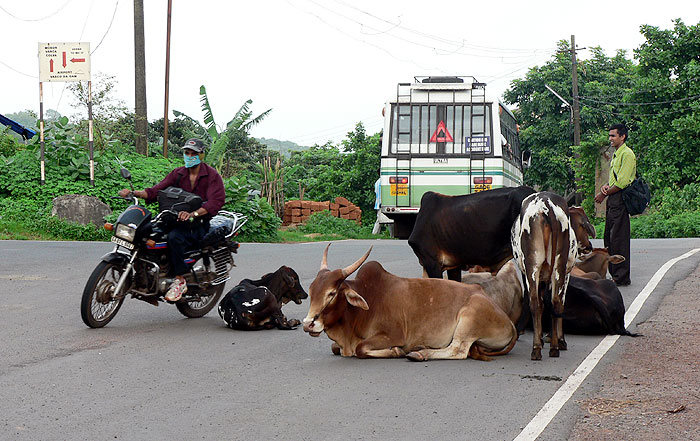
[461,260,525,329]
[576,248,626,279]
[302,244,518,361]
[511,192,594,360]
[218,266,308,330]
[408,186,536,281]
[556,276,641,337]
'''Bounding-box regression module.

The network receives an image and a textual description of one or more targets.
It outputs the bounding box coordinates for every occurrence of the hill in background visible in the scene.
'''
[257,137,310,157]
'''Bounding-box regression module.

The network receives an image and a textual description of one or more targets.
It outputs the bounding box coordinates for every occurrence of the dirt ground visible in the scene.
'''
[568,263,700,440]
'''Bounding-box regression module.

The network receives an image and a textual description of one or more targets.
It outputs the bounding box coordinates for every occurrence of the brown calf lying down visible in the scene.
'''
[461,260,524,329]
[303,245,518,361]
[575,248,625,279]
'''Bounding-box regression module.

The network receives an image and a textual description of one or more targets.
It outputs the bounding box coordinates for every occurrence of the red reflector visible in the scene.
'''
[390,176,408,184]
[473,177,492,184]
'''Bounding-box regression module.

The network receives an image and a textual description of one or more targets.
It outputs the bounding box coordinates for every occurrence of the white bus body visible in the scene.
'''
[380,76,525,238]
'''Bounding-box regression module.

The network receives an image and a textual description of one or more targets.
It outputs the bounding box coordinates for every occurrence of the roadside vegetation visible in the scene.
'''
[1,20,699,241]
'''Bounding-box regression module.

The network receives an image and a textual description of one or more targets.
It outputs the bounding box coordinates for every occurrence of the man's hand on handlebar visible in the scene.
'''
[118,189,132,198]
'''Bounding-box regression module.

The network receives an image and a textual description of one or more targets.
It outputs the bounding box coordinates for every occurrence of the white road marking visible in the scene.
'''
[513,247,700,441]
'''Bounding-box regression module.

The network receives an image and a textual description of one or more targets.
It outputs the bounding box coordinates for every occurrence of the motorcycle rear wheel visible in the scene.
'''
[175,284,225,318]
[81,261,126,328]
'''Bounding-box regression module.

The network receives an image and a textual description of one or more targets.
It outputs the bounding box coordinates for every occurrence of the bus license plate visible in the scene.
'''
[474,184,491,192]
[111,236,135,250]
[391,184,408,196]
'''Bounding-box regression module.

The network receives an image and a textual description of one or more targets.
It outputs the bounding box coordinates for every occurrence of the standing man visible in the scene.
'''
[119,138,226,301]
[594,124,636,286]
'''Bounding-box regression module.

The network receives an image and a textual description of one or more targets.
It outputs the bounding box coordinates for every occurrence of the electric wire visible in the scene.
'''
[91,0,120,55]
[0,0,73,22]
[581,101,699,118]
[578,94,700,106]
[578,76,700,100]
[0,59,38,78]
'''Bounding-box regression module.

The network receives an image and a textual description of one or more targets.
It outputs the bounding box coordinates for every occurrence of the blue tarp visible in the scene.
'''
[0,113,36,140]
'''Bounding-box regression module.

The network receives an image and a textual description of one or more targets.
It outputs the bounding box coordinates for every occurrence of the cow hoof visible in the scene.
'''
[531,348,542,360]
[549,347,560,358]
[558,339,567,351]
[288,319,301,328]
[406,351,427,362]
[331,343,341,355]
[392,347,407,357]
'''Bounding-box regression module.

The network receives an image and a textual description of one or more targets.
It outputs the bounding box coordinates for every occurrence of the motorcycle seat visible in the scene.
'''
[201,215,234,247]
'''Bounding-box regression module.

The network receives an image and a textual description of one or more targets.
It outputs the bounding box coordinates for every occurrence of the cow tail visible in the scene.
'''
[480,322,518,357]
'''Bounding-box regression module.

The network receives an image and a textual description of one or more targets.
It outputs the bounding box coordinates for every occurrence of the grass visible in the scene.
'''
[0,219,58,240]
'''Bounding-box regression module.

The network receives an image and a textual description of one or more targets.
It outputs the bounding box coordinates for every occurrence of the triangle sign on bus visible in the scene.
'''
[429,120,454,142]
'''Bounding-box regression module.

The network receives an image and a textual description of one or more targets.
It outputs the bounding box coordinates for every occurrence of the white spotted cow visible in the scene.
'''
[511,192,593,360]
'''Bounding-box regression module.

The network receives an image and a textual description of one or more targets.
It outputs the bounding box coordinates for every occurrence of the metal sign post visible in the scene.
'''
[38,42,91,184]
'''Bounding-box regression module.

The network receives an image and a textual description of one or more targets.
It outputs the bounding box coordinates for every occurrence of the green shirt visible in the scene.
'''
[609,143,636,189]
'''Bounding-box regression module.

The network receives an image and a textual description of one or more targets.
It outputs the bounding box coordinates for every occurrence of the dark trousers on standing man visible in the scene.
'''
[603,192,631,284]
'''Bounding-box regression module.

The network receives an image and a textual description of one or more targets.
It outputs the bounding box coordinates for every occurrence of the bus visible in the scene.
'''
[380,76,529,239]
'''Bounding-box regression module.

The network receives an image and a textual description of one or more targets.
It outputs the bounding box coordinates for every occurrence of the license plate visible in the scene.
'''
[390,184,408,196]
[111,236,135,250]
[474,184,492,192]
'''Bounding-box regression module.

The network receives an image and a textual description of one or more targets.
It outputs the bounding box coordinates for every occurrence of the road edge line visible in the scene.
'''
[513,247,700,441]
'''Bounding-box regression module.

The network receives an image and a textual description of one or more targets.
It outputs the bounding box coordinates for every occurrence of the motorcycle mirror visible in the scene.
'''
[120,168,132,180]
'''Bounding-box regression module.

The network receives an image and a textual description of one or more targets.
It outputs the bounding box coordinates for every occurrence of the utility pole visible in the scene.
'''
[571,35,581,147]
[134,0,148,155]
[163,0,172,158]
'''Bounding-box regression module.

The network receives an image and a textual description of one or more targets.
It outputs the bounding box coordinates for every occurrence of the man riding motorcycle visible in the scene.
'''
[118,138,225,302]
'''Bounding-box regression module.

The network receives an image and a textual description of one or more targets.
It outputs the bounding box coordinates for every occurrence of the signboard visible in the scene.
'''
[429,120,454,143]
[465,136,492,154]
[39,42,91,82]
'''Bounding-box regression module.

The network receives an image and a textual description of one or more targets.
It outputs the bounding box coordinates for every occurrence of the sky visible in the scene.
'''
[1,0,698,146]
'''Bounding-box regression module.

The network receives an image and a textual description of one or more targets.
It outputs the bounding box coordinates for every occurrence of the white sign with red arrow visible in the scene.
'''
[38,42,91,82]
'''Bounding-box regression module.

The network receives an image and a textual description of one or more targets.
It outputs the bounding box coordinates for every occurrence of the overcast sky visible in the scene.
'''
[1,0,698,145]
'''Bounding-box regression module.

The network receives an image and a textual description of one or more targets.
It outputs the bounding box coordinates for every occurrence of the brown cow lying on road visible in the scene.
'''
[461,260,524,329]
[303,245,518,361]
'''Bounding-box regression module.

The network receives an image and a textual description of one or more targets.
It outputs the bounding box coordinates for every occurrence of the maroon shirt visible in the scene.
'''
[144,162,226,217]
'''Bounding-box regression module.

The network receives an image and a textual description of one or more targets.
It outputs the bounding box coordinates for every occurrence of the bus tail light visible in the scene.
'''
[473,177,492,184]
[389,176,408,184]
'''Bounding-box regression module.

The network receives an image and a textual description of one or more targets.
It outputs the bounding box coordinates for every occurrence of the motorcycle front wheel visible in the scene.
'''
[81,261,126,328]
[175,284,225,318]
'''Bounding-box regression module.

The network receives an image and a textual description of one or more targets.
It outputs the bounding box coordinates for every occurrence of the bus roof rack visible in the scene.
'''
[415,75,478,84]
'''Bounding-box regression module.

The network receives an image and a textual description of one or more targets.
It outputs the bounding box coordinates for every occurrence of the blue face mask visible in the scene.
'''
[183,153,201,168]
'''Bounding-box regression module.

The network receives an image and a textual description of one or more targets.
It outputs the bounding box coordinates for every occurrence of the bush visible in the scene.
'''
[298,211,372,239]
[222,175,280,242]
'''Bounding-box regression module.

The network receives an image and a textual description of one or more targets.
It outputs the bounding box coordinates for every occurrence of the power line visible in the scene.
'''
[91,0,120,55]
[579,94,700,106]
[581,101,699,118]
[579,76,700,100]
[0,59,38,78]
[0,0,73,22]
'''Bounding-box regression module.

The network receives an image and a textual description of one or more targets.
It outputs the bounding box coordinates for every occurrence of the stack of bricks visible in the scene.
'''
[283,197,362,226]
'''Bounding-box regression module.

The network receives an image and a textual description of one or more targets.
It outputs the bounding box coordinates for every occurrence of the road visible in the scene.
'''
[1,238,699,440]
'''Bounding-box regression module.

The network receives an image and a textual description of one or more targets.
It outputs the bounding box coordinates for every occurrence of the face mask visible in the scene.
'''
[183,153,201,168]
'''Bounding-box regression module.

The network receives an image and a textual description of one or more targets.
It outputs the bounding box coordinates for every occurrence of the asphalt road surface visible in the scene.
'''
[2,238,699,441]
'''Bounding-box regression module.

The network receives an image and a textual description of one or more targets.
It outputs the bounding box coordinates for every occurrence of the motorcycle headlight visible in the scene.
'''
[115,223,136,242]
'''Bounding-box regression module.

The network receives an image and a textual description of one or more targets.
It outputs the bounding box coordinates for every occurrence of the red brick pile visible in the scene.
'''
[282,197,362,226]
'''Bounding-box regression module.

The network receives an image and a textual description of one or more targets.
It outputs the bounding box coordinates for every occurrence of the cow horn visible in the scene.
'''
[341,247,373,278]
[320,243,331,270]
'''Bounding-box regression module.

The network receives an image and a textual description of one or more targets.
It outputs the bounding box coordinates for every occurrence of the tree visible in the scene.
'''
[174,86,272,177]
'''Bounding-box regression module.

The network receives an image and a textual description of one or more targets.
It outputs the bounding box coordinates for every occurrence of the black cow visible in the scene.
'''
[560,276,641,337]
[218,266,308,330]
[408,186,536,281]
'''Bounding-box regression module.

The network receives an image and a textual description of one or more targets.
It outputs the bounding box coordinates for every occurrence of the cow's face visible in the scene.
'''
[303,245,371,337]
[277,266,308,305]
[576,248,625,278]
[568,206,595,253]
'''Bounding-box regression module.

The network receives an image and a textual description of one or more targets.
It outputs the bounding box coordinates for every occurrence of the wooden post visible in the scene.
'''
[39,82,45,185]
[88,80,95,186]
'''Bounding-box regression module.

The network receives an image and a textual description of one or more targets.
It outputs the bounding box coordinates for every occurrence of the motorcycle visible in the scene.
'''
[80,168,247,328]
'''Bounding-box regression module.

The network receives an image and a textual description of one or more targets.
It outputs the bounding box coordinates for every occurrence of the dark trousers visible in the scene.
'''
[168,223,207,276]
[603,192,631,283]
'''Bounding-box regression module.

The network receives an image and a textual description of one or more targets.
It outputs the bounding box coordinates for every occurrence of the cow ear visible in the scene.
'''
[344,289,369,310]
[609,255,626,264]
[578,252,594,262]
[585,222,596,239]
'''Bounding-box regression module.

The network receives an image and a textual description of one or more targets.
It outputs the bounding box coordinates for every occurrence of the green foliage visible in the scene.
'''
[296,211,376,239]
[1,127,24,157]
[0,197,111,241]
[630,210,700,238]
[221,175,280,242]
[284,123,381,224]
